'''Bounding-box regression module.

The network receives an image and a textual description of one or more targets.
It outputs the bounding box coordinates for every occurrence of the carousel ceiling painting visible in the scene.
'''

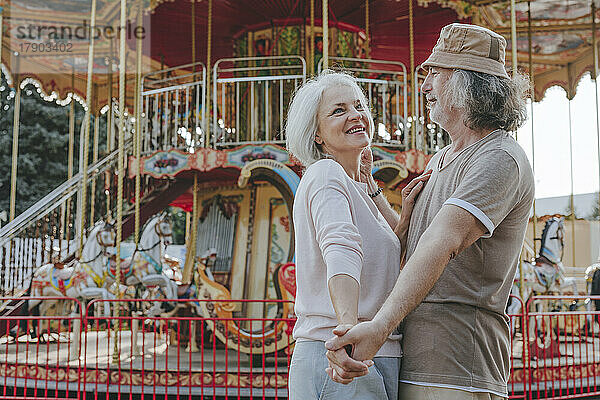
[1,0,599,106]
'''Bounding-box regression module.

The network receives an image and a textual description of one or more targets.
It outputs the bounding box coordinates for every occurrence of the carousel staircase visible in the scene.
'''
[0,134,192,299]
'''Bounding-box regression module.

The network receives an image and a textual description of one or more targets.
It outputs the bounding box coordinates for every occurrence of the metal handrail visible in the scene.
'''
[212,56,307,146]
[0,139,132,245]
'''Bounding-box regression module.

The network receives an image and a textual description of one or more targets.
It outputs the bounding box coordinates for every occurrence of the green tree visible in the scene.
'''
[0,72,107,218]
[169,206,187,245]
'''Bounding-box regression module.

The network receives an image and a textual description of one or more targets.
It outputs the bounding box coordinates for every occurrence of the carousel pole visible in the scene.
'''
[365,0,370,59]
[409,0,415,150]
[78,0,98,256]
[192,0,196,67]
[568,98,577,266]
[8,63,20,223]
[206,0,212,147]
[510,0,518,77]
[322,0,329,69]
[528,2,538,256]
[593,2,600,251]
[65,69,76,243]
[310,0,315,75]
[0,6,3,72]
[183,0,209,281]
[90,106,100,228]
[510,0,526,304]
[112,0,127,364]
[134,2,143,246]
[107,40,114,221]
[183,174,199,284]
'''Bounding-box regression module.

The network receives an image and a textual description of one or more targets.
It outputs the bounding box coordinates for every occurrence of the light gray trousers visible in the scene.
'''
[288,340,400,400]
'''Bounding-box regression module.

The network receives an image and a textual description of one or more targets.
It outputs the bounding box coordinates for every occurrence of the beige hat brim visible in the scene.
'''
[421,50,509,79]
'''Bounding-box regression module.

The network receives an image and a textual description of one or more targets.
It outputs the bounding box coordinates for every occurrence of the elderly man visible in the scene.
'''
[324,23,534,400]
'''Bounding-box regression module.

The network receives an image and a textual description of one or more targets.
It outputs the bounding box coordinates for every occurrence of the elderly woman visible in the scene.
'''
[286,71,429,400]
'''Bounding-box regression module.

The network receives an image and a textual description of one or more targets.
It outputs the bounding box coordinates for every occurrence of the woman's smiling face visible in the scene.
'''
[315,84,371,158]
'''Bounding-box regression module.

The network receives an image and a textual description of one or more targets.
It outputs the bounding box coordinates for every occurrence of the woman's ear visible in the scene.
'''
[314,133,323,145]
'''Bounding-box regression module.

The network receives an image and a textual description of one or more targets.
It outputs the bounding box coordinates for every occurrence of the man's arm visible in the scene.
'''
[324,204,487,380]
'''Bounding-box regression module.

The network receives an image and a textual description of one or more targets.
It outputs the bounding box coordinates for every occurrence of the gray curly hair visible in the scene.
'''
[443,69,529,132]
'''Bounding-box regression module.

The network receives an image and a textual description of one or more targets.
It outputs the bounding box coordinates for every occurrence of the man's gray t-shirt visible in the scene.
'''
[400,130,534,396]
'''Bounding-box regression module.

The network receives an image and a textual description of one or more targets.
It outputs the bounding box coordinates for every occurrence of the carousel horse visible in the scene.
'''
[508,217,577,315]
[110,212,177,316]
[171,250,296,354]
[585,257,600,309]
[11,221,117,339]
[508,217,579,358]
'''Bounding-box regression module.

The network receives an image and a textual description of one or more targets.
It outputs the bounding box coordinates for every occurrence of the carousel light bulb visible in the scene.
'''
[378,123,391,140]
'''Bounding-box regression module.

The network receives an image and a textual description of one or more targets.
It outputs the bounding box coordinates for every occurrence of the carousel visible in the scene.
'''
[0,0,599,398]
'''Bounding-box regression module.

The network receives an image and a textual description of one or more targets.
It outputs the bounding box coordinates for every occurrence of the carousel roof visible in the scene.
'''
[0,0,597,109]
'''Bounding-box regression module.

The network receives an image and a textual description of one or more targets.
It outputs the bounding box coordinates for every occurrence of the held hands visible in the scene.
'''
[324,320,388,384]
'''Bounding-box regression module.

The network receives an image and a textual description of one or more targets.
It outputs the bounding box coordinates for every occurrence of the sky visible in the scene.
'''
[516,73,600,199]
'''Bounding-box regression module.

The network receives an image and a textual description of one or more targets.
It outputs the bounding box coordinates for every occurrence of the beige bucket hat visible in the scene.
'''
[421,23,509,79]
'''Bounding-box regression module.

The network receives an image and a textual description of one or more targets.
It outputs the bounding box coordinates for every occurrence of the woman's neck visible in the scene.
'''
[329,150,361,180]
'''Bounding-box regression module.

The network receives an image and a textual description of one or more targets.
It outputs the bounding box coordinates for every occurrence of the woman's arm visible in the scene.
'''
[359,148,431,249]
[328,275,359,325]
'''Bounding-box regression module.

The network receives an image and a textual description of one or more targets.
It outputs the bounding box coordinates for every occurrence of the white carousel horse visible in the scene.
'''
[16,221,117,337]
[509,217,578,315]
[109,213,177,316]
[508,217,579,357]
[584,246,600,309]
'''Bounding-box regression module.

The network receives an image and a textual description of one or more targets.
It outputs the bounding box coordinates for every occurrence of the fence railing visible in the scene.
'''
[142,62,206,153]
[319,57,410,149]
[213,56,306,147]
[4,296,600,399]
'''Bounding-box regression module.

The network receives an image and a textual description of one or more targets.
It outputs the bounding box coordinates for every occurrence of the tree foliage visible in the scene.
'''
[0,73,107,217]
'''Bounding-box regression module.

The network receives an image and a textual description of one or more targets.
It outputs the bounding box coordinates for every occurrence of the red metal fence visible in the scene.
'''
[2,296,600,399]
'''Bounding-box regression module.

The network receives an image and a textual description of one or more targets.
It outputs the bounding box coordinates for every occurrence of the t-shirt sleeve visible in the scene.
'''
[443,150,522,238]
[308,166,363,285]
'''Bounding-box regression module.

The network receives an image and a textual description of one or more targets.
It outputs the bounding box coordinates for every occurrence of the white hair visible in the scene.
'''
[285,70,375,167]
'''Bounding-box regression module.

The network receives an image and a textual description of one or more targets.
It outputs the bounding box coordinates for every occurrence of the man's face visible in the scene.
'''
[421,67,455,129]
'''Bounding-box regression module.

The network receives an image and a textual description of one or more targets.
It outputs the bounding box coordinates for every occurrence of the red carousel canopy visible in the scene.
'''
[0,0,596,107]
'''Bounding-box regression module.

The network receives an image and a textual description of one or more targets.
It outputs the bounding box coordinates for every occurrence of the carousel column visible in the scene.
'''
[528,2,538,256]
[322,0,329,69]
[106,40,114,221]
[112,0,127,365]
[365,0,370,58]
[183,174,199,285]
[510,0,518,76]
[9,67,20,223]
[409,0,416,150]
[593,2,600,253]
[90,108,100,228]
[206,0,212,147]
[310,0,315,75]
[78,0,98,256]
[568,97,577,266]
[133,4,143,350]
[509,0,527,304]
[65,70,76,249]
[134,2,143,246]
[187,174,200,353]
